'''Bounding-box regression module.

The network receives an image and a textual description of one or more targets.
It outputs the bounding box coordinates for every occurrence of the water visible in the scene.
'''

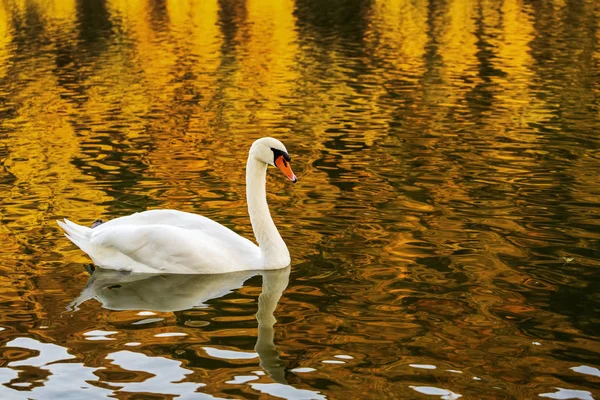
[0,0,599,398]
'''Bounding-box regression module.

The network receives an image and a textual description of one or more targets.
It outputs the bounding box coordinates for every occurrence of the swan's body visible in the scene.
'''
[58,137,297,274]
[59,209,265,274]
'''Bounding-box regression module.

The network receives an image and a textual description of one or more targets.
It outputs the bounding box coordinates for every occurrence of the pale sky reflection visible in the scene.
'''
[106,350,215,398]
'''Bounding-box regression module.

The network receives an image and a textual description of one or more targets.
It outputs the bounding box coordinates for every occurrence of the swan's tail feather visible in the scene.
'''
[57,219,93,253]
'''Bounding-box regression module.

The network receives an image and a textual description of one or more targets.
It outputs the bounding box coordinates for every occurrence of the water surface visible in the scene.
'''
[0,0,599,399]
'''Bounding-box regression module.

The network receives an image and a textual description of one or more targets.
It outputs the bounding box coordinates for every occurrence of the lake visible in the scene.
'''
[0,0,599,399]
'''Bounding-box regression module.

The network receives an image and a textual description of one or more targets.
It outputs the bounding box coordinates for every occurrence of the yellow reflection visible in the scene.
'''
[139,0,226,209]
[1,2,111,260]
[168,0,221,54]
[10,0,77,20]
[497,0,533,72]
[431,0,479,112]
[367,0,428,73]
[440,0,478,77]
[235,0,300,120]
[170,0,222,134]
[361,0,430,151]
[108,0,148,32]
[49,0,77,21]
[0,1,10,79]
[492,0,548,132]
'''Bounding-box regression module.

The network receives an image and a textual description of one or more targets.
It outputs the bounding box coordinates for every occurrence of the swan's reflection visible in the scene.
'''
[72,266,291,384]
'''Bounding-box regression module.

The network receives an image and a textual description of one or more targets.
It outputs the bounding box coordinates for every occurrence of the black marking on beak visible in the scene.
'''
[271,148,291,163]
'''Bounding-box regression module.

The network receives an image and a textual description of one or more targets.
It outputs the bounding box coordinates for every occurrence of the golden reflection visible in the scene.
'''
[49,0,77,21]
[440,0,478,68]
[102,0,233,214]
[108,0,151,47]
[170,0,222,134]
[230,0,300,127]
[1,2,110,236]
[366,0,428,74]
[0,2,11,80]
[496,0,534,73]
[490,0,549,137]
[435,0,479,105]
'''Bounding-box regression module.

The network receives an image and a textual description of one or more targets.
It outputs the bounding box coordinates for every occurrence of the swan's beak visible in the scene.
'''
[275,155,297,183]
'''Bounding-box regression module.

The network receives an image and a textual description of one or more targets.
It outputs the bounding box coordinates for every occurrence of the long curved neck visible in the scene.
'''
[246,156,290,268]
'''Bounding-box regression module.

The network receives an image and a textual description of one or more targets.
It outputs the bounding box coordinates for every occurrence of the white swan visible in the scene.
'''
[57,137,297,274]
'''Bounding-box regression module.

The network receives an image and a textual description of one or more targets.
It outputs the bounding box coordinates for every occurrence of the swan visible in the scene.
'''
[57,137,297,274]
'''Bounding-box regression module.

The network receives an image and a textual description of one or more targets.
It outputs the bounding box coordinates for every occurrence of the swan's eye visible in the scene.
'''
[271,148,291,163]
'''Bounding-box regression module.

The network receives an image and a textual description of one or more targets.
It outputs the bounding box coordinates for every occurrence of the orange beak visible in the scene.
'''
[275,155,297,183]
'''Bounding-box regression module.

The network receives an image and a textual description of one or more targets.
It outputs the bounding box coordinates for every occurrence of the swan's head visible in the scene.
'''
[250,137,297,183]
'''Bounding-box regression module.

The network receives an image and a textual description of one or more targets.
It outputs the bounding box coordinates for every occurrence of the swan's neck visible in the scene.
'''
[246,157,290,268]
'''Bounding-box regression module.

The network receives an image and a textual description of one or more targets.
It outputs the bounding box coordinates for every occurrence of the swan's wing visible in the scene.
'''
[95,209,245,245]
[97,209,217,228]
[89,224,260,274]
